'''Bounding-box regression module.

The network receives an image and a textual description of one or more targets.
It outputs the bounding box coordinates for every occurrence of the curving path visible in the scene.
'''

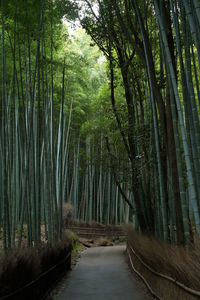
[56,245,151,300]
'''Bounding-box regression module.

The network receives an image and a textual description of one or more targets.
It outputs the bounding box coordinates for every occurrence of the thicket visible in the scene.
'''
[1,0,200,262]
[0,236,72,298]
[126,224,200,299]
[0,0,133,255]
[75,0,200,246]
[1,0,200,296]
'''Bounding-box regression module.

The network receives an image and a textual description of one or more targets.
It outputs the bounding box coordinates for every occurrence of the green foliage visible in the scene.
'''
[4,0,200,249]
[66,229,82,255]
[0,0,106,250]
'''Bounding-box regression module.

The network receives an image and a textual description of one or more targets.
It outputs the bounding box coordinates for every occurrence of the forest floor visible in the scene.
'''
[46,245,153,300]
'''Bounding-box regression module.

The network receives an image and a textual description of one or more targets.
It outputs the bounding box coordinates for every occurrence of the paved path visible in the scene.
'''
[56,246,150,300]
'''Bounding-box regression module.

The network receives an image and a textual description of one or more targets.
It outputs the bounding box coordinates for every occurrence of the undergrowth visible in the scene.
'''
[0,233,72,298]
[66,229,83,255]
[125,224,200,298]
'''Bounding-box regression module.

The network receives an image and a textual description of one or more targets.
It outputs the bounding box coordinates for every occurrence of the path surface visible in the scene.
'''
[56,245,150,300]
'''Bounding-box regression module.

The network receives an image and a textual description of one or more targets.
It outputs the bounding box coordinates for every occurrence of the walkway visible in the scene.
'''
[56,245,150,300]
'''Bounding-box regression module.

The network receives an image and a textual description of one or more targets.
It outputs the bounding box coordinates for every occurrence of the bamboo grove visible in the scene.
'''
[76,0,200,246]
[0,0,74,250]
[1,0,200,251]
[0,0,131,252]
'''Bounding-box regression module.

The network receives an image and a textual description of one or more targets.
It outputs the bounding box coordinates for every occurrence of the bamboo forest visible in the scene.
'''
[1,0,200,298]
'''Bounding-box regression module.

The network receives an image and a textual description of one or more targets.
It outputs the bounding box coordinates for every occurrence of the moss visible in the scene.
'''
[66,229,84,255]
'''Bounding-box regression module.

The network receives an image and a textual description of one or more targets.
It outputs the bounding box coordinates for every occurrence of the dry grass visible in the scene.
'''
[97,237,114,246]
[0,234,72,298]
[40,233,72,272]
[124,224,200,299]
[69,220,107,228]
[62,203,74,227]
[0,248,40,297]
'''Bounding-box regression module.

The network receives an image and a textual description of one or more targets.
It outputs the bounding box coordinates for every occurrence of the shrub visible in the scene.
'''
[62,203,74,227]
[0,234,72,298]
[0,248,40,297]
[40,234,72,272]
[125,224,200,291]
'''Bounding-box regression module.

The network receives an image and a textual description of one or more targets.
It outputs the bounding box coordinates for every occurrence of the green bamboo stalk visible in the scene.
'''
[154,0,200,234]
[169,0,192,244]
[192,0,200,25]
[1,2,8,251]
[134,0,168,240]
[191,44,200,108]
[181,0,200,74]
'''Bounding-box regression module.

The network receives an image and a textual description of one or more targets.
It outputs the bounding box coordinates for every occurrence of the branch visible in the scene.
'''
[109,56,132,160]
[105,136,135,212]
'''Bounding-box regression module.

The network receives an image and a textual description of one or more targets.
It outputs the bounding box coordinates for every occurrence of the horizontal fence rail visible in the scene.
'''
[68,225,127,239]
[0,253,71,300]
[127,245,161,300]
[127,242,200,299]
